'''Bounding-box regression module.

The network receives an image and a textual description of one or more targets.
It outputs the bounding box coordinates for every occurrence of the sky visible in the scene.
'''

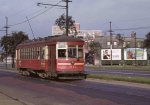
[0,0,150,39]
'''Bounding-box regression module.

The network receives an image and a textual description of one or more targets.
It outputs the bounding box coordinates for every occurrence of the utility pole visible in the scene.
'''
[5,17,9,36]
[109,21,113,66]
[133,32,137,65]
[37,0,72,36]
[4,16,10,68]
[63,0,72,36]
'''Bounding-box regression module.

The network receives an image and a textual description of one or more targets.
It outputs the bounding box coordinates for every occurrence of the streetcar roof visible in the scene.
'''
[16,35,84,48]
[50,35,84,42]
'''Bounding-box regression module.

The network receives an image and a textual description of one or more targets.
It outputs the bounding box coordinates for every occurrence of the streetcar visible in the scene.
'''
[16,35,87,79]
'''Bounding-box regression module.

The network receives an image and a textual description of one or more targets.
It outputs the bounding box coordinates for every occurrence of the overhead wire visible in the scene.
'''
[4,0,150,34]
[113,26,150,31]
[8,0,62,27]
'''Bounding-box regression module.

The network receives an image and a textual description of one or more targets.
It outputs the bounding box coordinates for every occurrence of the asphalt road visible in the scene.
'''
[0,70,150,105]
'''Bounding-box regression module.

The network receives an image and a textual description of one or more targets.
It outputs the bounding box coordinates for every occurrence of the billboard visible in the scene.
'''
[124,48,147,60]
[101,49,121,60]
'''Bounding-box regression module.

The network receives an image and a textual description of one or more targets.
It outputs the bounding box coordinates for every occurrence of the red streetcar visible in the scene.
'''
[16,35,87,79]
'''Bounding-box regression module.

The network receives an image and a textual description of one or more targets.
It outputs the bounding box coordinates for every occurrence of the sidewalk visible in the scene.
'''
[0,93,24,105]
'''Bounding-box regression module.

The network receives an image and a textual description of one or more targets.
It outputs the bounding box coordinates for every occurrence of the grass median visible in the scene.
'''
[87,74,150,84]
[86,65,150,71]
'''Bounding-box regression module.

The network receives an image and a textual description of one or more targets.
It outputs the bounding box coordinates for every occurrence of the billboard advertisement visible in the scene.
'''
[124,48,147,60]
[101,49,121,60]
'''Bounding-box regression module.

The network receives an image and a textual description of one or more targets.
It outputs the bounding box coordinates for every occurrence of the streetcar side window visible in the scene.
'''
[40,47,45,59]
[78,46,83,58]
[36,48,39,59]
[58,49,66,58]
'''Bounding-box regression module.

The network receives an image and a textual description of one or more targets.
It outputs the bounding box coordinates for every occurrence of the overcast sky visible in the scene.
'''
[0,0,150,39]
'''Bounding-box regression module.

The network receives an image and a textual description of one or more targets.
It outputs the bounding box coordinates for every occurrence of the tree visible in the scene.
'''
[144,32,150,48]
[116,34,126,65]
[89,41,102,65]
[55,14,77,35]
[0,35,12,63]
[116,34,125,48]
[89,41,101,55]
[0,31,29,67]
[144,32,150,61]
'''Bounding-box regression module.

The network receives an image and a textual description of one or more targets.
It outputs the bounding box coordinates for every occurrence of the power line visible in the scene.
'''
[8,0,62,27]
[114,26,150,31]
[0,0,42,20]
[9,7,52,27]
[8,3,38,18]
[37,0,72,36]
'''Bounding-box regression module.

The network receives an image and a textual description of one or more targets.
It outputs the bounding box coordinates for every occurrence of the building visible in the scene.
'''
[94,34,145,49]
[51,24,147,65]
[93,33,146,65]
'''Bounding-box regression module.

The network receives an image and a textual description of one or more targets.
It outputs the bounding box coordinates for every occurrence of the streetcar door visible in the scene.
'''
[49,45,56,72]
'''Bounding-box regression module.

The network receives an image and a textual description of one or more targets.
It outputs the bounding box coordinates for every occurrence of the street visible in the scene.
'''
[0,69,150,105]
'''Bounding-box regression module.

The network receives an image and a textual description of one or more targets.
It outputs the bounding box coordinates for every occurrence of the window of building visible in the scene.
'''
[137,41,141,48]
[114,42,117,46]
[126,41,131,47]
[123,42,126,47]
[107,42,110,46]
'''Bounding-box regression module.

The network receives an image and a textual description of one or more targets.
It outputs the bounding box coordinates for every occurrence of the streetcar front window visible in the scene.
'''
[68,45,77,58]
[57,44,83,59]
[78,46,83,58]
[58,49,66,58]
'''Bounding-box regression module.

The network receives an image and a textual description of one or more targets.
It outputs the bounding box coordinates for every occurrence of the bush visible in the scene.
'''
[101,60,148,66]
